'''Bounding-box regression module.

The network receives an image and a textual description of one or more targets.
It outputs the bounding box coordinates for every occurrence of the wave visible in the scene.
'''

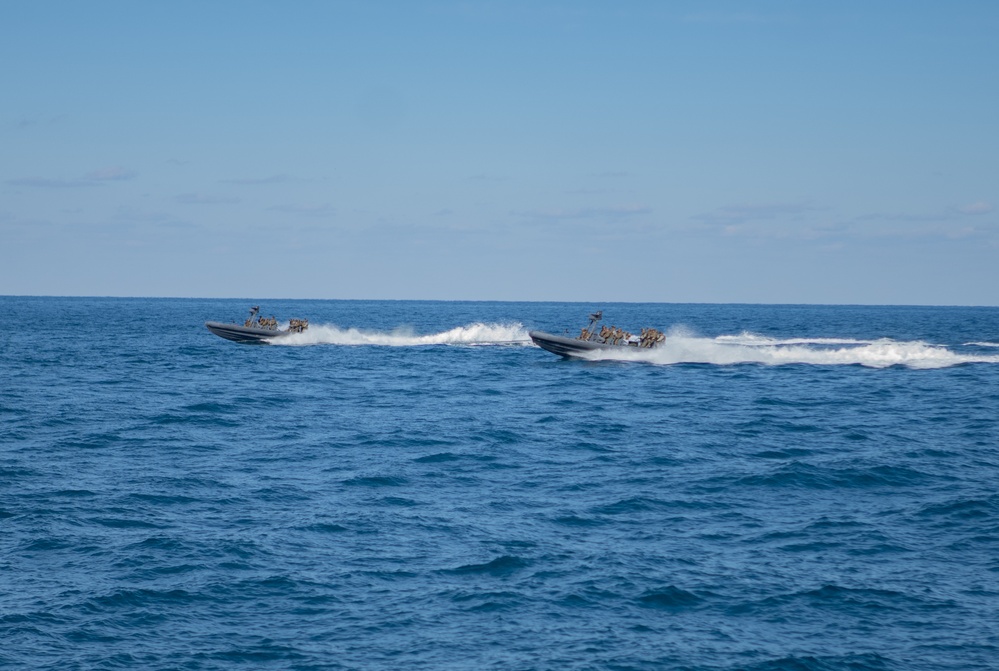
[272,321,999,368]
[716,332,877,347]
[965,341,999,348]
[581,327,999,369]
[273,322,531,347]
[446,555,529,576]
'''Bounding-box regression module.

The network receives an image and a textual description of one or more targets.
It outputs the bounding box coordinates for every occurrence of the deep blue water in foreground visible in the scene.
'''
[3,297,999,671]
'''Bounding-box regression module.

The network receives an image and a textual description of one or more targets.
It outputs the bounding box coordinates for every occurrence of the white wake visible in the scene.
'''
[267,321,998,368]
[580,327,999,369]
[271,321,532,347]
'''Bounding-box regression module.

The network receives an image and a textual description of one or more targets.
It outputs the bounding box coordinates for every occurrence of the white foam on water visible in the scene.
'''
[269,320,999,368]
[716,331,876,347]
[271,322,532,347]
[579,328,999,369]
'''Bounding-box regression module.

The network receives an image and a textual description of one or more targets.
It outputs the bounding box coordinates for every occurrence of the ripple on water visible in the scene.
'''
[3,298,999,671]
[445,556,530,577]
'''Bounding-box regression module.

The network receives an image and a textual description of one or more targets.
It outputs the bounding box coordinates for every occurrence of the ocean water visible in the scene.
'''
[2,296,999,671]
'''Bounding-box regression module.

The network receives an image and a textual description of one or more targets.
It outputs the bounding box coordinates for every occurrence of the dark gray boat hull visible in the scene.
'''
[529,330,637,359]
[205,321,290,344]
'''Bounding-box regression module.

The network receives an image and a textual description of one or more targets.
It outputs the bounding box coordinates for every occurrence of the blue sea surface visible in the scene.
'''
[2,297,999,670]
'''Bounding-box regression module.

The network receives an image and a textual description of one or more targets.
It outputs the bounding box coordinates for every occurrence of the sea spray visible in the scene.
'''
[582,330,999,369]
[274,321,532,347]
[305,320,999,368]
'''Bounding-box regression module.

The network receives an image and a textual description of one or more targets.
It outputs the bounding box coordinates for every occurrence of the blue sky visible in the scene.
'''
[3,1,997,304]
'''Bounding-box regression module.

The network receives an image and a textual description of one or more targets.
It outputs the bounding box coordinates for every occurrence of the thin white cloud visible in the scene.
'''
[267,203,335,216]
[223,174,290,185]
[957,201,993,215]
[110,207,196,229]
[855,204,996,224]
[566,187,613,195]
[718,220,849,240]
[711,203,991,241]
[176,193,241,204]
[872,224,980,240]
[14,114,67,129]
[682,11,793,24]
[694,202,827,225]
[855,211,951,223]
[85,166,136,181]
[6,165,136,188]
[515,205,651,220]
[6,177,98,188]
[851,210,990,239]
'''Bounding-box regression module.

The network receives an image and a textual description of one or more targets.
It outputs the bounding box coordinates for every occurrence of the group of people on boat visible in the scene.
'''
[639,327,666,348]
[241,315,309,333]
[578,324,665,348]
[245,315,279,329]
[240,306,308,333]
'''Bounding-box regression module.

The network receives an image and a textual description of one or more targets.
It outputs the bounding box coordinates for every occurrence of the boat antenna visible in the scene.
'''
[584,311,603,340]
